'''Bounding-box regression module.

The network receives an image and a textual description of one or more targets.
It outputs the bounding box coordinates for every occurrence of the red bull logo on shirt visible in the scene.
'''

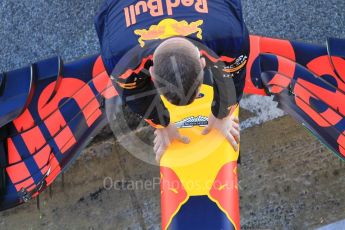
[124,0,208,27]
[134,18,204,47]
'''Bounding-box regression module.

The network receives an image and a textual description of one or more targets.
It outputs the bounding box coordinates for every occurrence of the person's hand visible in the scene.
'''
[153,123,190,163]
[201,113,240,151]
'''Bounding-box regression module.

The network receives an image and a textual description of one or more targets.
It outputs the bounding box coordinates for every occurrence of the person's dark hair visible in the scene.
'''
[153,51,203,106]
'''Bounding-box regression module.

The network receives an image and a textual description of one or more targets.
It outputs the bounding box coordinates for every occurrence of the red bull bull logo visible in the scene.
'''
[134,18,204,47]
[160,167,188,230]
[124,0,208,27]
[209,162,240,230]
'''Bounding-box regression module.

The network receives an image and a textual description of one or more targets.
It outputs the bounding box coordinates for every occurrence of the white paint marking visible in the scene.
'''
[240,95,286,130]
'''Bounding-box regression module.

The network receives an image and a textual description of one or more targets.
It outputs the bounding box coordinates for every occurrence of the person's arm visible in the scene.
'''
[201,54,248,151]
[208,53,248,119]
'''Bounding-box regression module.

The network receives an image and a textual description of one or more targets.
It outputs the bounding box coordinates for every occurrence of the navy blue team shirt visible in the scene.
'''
[95,0,250,127]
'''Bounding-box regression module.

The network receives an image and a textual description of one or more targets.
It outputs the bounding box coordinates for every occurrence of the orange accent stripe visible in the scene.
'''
[200,50,235,63]
[119,85,137,89]
[120,82,137,86]
[117,82,138,89]
[145,119,165,129]
[117,56,153,80]
[223,60,248,73]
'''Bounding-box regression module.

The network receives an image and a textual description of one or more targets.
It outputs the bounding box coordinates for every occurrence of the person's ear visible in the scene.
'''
[149,66,155,78]
[196,84,201,95]
[200,57,206,69]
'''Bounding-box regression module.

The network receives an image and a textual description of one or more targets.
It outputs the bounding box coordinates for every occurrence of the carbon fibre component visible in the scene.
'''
[0,66,33,128]
[0,127,7,198]
[34,56,63,105]
[244,35,345,161]
[0,57,62,128]
[0,54,119,211]
[327,37,345,83]
[0,35,344,213]
[261,71,345,161]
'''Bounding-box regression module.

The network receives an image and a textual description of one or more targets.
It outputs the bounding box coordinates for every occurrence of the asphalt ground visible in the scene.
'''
[0,0,344,72]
